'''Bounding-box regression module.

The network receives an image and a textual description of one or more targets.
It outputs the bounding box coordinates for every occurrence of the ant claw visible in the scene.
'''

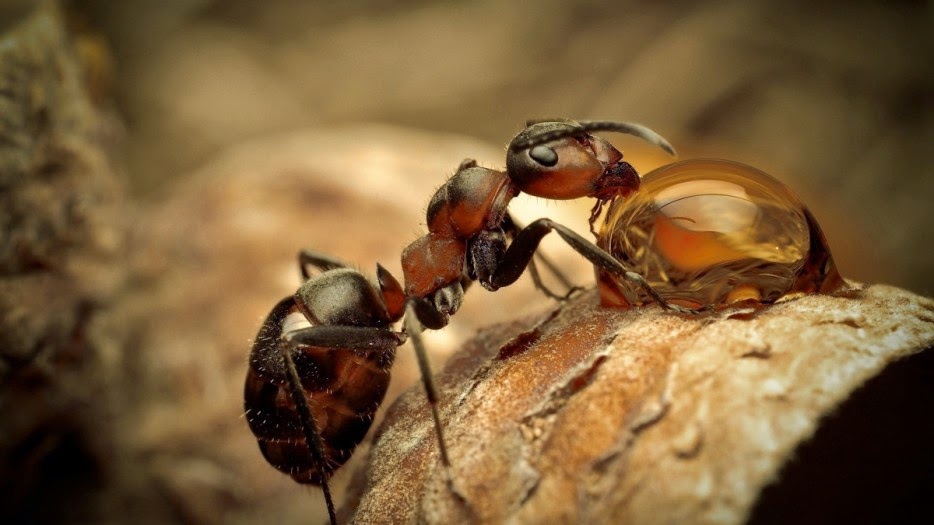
[662,301,709,315]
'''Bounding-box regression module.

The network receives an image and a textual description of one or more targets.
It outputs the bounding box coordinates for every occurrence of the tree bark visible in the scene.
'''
[346,285,933,524]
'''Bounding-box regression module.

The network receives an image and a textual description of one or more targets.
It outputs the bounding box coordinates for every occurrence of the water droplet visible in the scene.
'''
[597,159,843,308]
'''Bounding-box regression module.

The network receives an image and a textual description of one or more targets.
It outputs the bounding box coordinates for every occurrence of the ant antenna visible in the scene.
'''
[510,120,677,157]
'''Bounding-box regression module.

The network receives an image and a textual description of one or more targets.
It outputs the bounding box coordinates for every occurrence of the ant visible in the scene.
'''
[244,119,698,524]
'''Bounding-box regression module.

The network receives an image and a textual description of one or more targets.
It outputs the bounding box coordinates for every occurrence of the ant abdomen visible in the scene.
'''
[244,289,397,484]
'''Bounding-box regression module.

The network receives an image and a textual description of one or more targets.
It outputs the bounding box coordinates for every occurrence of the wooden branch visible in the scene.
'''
[346,285,933,524]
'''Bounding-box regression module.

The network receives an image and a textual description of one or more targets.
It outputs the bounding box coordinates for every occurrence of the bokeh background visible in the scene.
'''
[1,1,931,524]
[87,0,932,293]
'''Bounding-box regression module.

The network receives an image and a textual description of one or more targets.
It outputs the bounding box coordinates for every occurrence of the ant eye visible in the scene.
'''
[529,145,558,167]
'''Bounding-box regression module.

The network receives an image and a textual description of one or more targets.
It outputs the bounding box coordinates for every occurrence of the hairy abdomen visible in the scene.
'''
[244,302,394,484]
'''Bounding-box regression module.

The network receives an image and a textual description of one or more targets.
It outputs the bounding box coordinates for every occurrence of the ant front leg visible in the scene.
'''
[503,213,583,301]
[401,298,453,471]
[491,218,702,314]
[401,297,474,513]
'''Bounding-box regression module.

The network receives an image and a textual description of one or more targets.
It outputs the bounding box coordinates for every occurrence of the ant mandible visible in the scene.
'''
[244,119,698,524]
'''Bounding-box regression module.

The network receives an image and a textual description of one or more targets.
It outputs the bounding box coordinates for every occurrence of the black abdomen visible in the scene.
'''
[244,297,395,484]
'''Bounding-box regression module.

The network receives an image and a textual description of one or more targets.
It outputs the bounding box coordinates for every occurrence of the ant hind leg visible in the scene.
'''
[266,318,404,525]
[278,342,338,525]
[298,250,350,280]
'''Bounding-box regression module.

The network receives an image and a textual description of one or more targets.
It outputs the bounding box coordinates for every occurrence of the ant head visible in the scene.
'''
[505,120,676,200]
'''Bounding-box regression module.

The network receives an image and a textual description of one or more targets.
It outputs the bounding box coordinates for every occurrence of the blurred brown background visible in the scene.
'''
[84,0,931,293]
[1,1,931,524]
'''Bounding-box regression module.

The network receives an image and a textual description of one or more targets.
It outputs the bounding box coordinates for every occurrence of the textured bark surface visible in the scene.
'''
[347,285,933,524]
[0,3,124,522]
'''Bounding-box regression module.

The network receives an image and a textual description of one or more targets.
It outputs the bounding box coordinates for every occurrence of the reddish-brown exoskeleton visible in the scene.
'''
[244,120,695,524]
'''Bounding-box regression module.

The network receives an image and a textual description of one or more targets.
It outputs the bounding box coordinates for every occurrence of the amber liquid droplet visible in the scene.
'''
[597,159,843,308]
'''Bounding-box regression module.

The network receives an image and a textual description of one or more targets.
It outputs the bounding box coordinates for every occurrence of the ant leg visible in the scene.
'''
[402,300,453,473]
[286,325,405,360]
[492,218,701,314]
[502,214,582,300]
[274,325,404,525]
[527,253,585,300]
[251,296,402,524]
[278,342,339,525]
[520,256,584,301]
[471,228,570,299]
[402,298,474,514]
[298,250,349,280]
[524,257,567,301]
